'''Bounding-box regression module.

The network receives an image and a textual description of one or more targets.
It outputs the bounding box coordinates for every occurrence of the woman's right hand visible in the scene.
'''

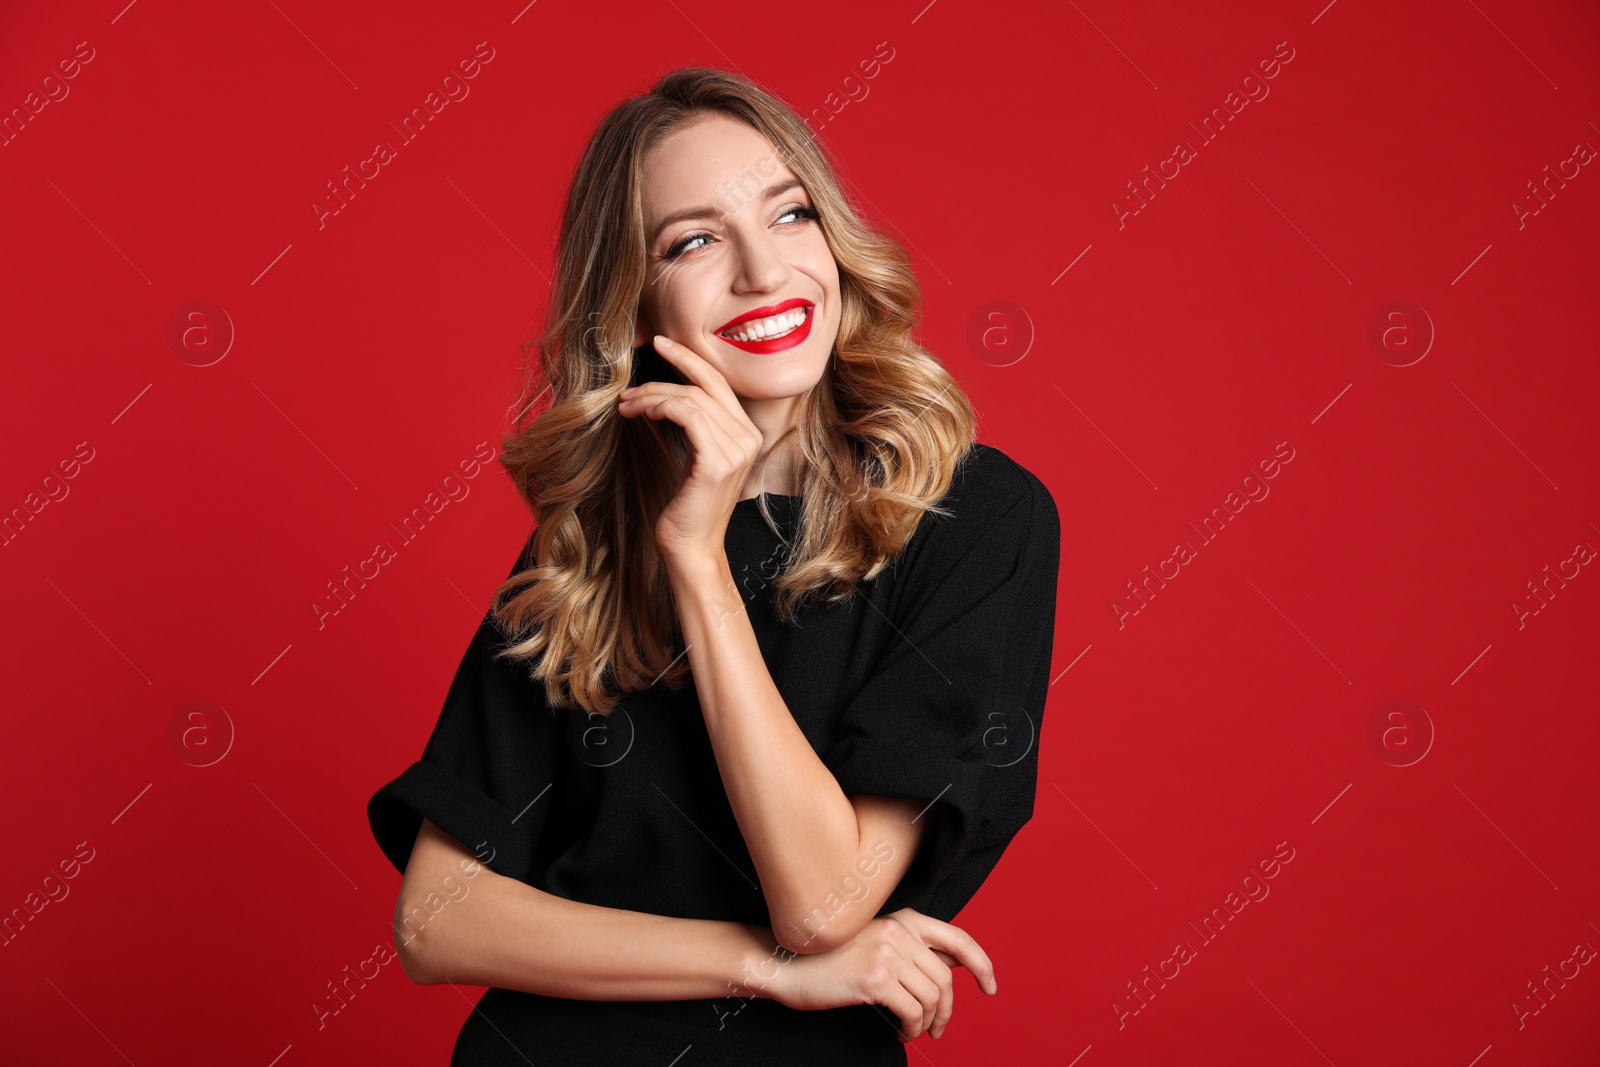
[765,908,998,1043]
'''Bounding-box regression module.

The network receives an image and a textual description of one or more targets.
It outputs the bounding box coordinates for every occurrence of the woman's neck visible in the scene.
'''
[742,444,802,498]
[739,410,803,498]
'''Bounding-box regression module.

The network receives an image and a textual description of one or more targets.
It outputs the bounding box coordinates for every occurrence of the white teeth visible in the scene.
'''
[719,306,809,342]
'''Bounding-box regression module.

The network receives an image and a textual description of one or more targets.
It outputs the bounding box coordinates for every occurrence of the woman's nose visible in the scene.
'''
[730,230,788,290]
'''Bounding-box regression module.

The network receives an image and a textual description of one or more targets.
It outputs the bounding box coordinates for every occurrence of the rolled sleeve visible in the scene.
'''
[824,471,1060,921]
[367,537,561,885]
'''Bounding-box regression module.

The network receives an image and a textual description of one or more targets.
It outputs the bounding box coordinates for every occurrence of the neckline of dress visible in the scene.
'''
[730,492,801,528]
[735,492,801,507]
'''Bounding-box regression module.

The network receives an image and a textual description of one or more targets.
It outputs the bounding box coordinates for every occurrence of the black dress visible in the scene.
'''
[366,442,1061,1065]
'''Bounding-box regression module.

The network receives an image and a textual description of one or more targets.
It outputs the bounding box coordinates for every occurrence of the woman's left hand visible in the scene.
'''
[616,334,763,565]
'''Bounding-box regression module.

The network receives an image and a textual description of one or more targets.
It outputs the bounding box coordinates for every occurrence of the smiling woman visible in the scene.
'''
[366,66,1060,1067]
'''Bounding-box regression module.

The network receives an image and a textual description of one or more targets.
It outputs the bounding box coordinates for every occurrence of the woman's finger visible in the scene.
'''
[622,373,758,464]
[623,390,745,476]
[649,334,745,414]
[906,940,956,1039]
[877,967,938,1045]
[856,972,925,1045]
[621,382,750,457]
[890,949,943,1041]
[891,911,997,995]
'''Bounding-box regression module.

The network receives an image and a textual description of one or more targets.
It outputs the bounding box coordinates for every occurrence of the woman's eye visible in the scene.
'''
[664,232,709,260]
[662,205,820,261]
[779,204,821,225]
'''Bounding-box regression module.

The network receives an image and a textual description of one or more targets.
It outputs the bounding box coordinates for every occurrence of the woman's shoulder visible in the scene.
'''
[931,442,1057,545]
[949,442,1052,515]
[886,442,1058,583]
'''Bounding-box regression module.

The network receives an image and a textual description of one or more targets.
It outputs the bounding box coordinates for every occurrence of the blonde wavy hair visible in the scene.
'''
[490,66,978,715]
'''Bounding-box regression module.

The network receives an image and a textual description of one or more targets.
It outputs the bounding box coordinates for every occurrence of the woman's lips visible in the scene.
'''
[714,301,815,355]
[714,296,813,335]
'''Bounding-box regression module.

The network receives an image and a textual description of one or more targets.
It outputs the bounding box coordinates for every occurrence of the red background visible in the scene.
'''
[3,1,1598,1063]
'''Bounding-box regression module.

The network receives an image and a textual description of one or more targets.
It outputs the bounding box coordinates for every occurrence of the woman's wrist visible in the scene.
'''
[732,927,796,1003]
[664,549,748,632]
[662,544,728,588]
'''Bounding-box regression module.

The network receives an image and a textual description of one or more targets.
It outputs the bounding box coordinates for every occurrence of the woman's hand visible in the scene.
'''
[762,908,998,1043]
[615,334,764,564]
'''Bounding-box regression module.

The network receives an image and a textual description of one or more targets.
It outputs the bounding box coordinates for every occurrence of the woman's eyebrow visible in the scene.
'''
[650,177,806,243]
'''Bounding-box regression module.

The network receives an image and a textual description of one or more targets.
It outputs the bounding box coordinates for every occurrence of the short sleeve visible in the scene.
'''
[822,468,1061,922]
[366,535,562,884]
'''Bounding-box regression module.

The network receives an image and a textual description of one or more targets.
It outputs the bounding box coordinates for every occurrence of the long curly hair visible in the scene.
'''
[490,66,977,715]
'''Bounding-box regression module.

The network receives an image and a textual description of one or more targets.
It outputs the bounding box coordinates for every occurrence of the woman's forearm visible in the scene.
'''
[399,840,782,1001]
[664,551,875,941]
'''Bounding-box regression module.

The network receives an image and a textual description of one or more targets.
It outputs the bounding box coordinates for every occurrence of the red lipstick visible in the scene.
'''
[714,298,815,355]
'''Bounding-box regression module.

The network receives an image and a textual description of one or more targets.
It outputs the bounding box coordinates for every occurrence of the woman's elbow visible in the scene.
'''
[396,938,440,985]
[392,893,448,984]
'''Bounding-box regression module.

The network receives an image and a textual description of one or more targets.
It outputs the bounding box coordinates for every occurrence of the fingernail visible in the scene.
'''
[655,334,672,347]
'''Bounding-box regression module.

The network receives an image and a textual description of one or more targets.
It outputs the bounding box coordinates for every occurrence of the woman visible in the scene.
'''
[366,67,1061,1065]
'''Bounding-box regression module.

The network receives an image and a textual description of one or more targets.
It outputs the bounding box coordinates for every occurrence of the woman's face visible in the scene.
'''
[635,113,841,406]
